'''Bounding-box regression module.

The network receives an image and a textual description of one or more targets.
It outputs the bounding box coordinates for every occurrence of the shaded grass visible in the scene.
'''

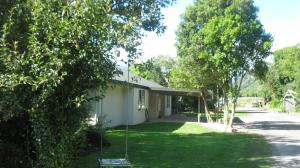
[182,111,249,119]
[235,112,250,118]
[72,122,271,168]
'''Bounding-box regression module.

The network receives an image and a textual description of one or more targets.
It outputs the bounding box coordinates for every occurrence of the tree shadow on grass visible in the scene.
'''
[110,122,186,133]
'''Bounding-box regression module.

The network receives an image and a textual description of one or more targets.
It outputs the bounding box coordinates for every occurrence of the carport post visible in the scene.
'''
[198,96,201,123]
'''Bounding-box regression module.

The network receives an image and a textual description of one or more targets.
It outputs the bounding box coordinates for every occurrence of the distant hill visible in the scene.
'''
[240,75,263,97]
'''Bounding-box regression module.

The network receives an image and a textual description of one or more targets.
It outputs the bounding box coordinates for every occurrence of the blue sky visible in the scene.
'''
[137,0,300,61]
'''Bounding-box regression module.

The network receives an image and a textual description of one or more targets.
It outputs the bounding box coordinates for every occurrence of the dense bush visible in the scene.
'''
[0,142,28,168]
[72,122,111,156]
[296,105,300,112]
[269,99,283,110]
[85,126,111,150]
[0,114,35,168]
[261,45,300,104]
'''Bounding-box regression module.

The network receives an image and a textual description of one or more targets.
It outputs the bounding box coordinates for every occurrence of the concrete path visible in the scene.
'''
[237,108,300,168]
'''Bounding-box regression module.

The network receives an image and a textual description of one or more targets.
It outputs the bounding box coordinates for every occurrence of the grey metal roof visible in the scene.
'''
[113,69,201,96]
[113,69,164,88]
[149,87,200,96]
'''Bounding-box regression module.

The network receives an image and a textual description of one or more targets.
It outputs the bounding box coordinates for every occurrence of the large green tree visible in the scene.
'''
[274,45,300,87]
[173,0,232,121]
[171,53,220,122]
[261,45,300,103]
[0,0,174,167]
[175,0,272,129]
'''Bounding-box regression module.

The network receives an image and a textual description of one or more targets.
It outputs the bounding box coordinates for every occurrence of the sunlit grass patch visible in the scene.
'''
[72,122,271,168]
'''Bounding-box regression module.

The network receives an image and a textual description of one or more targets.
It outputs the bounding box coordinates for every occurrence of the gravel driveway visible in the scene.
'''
[237,108,300,168]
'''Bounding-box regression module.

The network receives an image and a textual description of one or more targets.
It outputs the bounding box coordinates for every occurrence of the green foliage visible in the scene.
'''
[0,0,19,32]
[262,66,284,100]
[274,45,300,83]
[174,0,272,118]
[0,113,34,168]
[173,0,231,92]
[0,142,28,168]
[200,4,272,102]
[176,0,232,58]
[171,53,220,90]
[73,119,111,155]
[296,104,300,112]
[0,0,174,167]
[130,55,175,86]
[274,45,300,97]
[295,70,300,98]
[170,55,219,118]
[260,45,300,104]
[269,99,283,110]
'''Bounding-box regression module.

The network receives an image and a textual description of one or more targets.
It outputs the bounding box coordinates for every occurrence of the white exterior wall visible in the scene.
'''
[123,87,134,125]
[149,93,159,119]
[149,94,172,118]
[164,95,172,116]
[129,88,149,125]
[102,85,125,127]
[90,85,150,127]
[89,90,99,125]
[90,85,126,127]
[158,95,164,117]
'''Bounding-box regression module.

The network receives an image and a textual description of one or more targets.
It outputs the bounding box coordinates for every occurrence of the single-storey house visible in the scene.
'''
[90,69,202,127]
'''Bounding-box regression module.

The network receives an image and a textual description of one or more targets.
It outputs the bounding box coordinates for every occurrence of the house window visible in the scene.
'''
[166,96,171,108]
[138,89,145,110]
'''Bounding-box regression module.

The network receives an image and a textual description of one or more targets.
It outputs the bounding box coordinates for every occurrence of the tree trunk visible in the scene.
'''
[226,73,246,132]
[222,88,229,125]
[227,98,237,132]
[202,90,212,122]
[216,86,220,119]
[217,86,219,110]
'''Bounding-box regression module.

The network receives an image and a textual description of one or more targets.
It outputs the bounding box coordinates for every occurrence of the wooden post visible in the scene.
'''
[198,96,201,123]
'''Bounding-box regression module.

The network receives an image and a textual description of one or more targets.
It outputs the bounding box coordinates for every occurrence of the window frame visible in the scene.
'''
[138,89,145,110]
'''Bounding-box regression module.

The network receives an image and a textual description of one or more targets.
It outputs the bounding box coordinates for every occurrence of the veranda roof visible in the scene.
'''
[113,69,201,96]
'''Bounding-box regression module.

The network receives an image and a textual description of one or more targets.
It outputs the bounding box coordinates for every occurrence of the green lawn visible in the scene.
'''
[72,122,271,168]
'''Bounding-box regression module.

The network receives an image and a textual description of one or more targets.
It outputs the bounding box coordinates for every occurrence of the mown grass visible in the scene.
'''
[72,122,271,168]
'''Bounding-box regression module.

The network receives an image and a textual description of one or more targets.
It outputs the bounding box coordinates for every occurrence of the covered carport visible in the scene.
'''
[148,87,204,122]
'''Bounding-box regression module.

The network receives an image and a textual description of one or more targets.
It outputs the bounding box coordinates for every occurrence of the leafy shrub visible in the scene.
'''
[73,127,88,155]
[0,114,35,168]
[269,99,283,109]
[74,122,111,156]
[296,104,300,112]
[85,126,111,150]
